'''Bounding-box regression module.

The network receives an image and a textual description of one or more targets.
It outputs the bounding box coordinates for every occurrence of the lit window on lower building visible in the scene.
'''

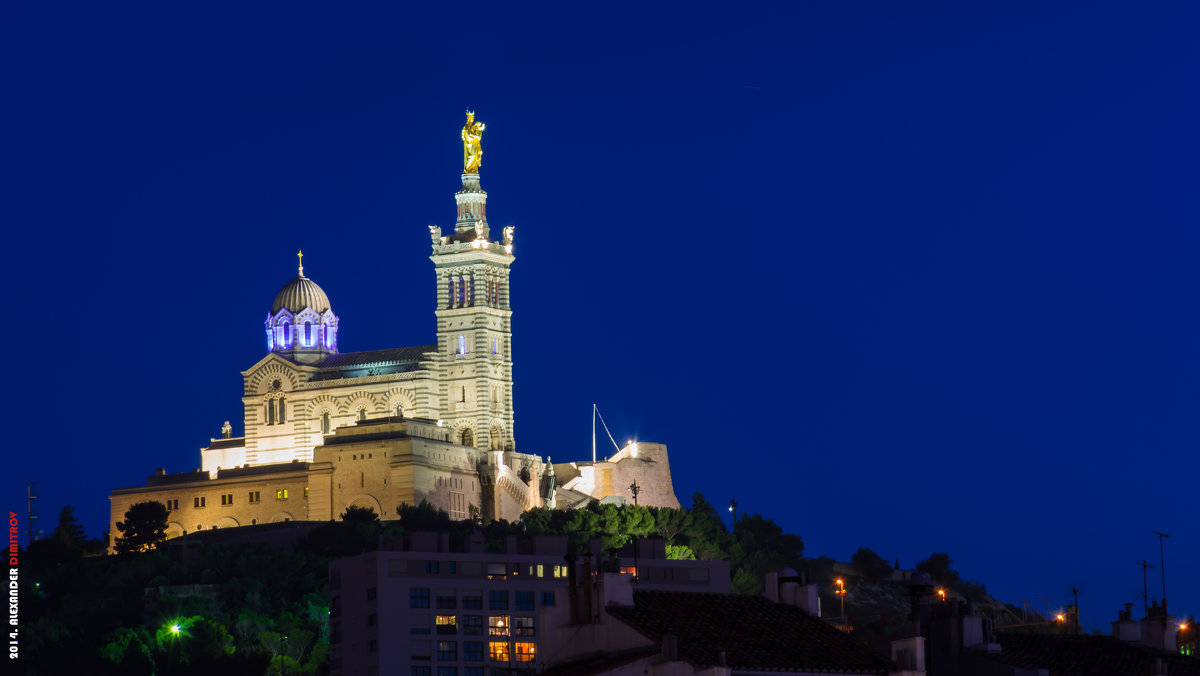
[488,641,510,662]
[620,566,638,576]
[436,615,457,634]
[488,616,509,636]
[514,642,536,662]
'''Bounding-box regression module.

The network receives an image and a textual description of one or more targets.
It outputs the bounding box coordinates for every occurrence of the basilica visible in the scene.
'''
[109,115,680,543]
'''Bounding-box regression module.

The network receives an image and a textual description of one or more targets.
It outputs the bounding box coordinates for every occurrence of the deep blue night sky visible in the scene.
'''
[6,2,1199,629]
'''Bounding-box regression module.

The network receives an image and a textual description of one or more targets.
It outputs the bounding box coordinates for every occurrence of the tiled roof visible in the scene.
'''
[976,632,1200,676]
[540,647,659,676]
[318,345,435,367]
[608,591,894,674]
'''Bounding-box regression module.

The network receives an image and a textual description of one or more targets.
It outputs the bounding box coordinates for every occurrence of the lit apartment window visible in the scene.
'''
[410,588,431,608]
[488,616,509,636]
[276,489,288,500]
[514,642,536,663]
[486,564,507,581]
[513,616,535,637]
[436,616,457,635]
[488,642,510,662]
[553,565,568,578]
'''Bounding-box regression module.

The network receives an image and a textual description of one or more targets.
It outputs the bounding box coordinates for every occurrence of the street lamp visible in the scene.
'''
[835,578,847,625]
[280,634,288,676]
[728,499,737,524]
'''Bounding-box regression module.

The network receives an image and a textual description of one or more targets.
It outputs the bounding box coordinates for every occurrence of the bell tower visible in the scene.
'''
[429,111,516,453]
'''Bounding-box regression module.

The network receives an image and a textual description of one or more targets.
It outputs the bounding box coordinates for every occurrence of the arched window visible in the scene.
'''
[278,396,286,424]
[457,276,466,306]
[321,411,331,434]
[282,321,291,347]
[490,424,503,450]
[460,428,474,447]
[395,404,404,417]
[358,408,367,422]
[304,321,312,346]
[468,274,475,307]
[491,336,498,355]
[448,278,455,309]
[457,335,466,355]
[267,399,276,425]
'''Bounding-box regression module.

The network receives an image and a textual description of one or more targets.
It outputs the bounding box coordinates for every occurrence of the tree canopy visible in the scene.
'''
[114,501,169,555]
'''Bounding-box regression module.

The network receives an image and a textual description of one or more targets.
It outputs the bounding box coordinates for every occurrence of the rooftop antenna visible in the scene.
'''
[1063,583,1085,634]
[26,482,40,546]
[1152,530,1170,613]
[1137,560,1155,615]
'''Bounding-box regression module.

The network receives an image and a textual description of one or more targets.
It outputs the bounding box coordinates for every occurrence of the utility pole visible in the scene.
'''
[1071,587,1080,634]
[1152,531,1170,613]
[26,482,40,546]
[1137,560,1155,615]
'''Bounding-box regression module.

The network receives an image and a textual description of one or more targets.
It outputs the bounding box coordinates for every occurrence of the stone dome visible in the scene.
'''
[272,274,332,314]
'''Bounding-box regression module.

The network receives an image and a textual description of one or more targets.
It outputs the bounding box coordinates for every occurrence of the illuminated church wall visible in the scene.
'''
[108,114,678,548]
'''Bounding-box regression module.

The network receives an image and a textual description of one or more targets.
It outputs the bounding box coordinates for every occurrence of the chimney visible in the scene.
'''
[1113,603,1140,642]
[1140,601,1178,652]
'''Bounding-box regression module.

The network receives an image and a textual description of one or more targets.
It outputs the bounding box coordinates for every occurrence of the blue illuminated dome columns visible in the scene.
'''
[266,259,340,365]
